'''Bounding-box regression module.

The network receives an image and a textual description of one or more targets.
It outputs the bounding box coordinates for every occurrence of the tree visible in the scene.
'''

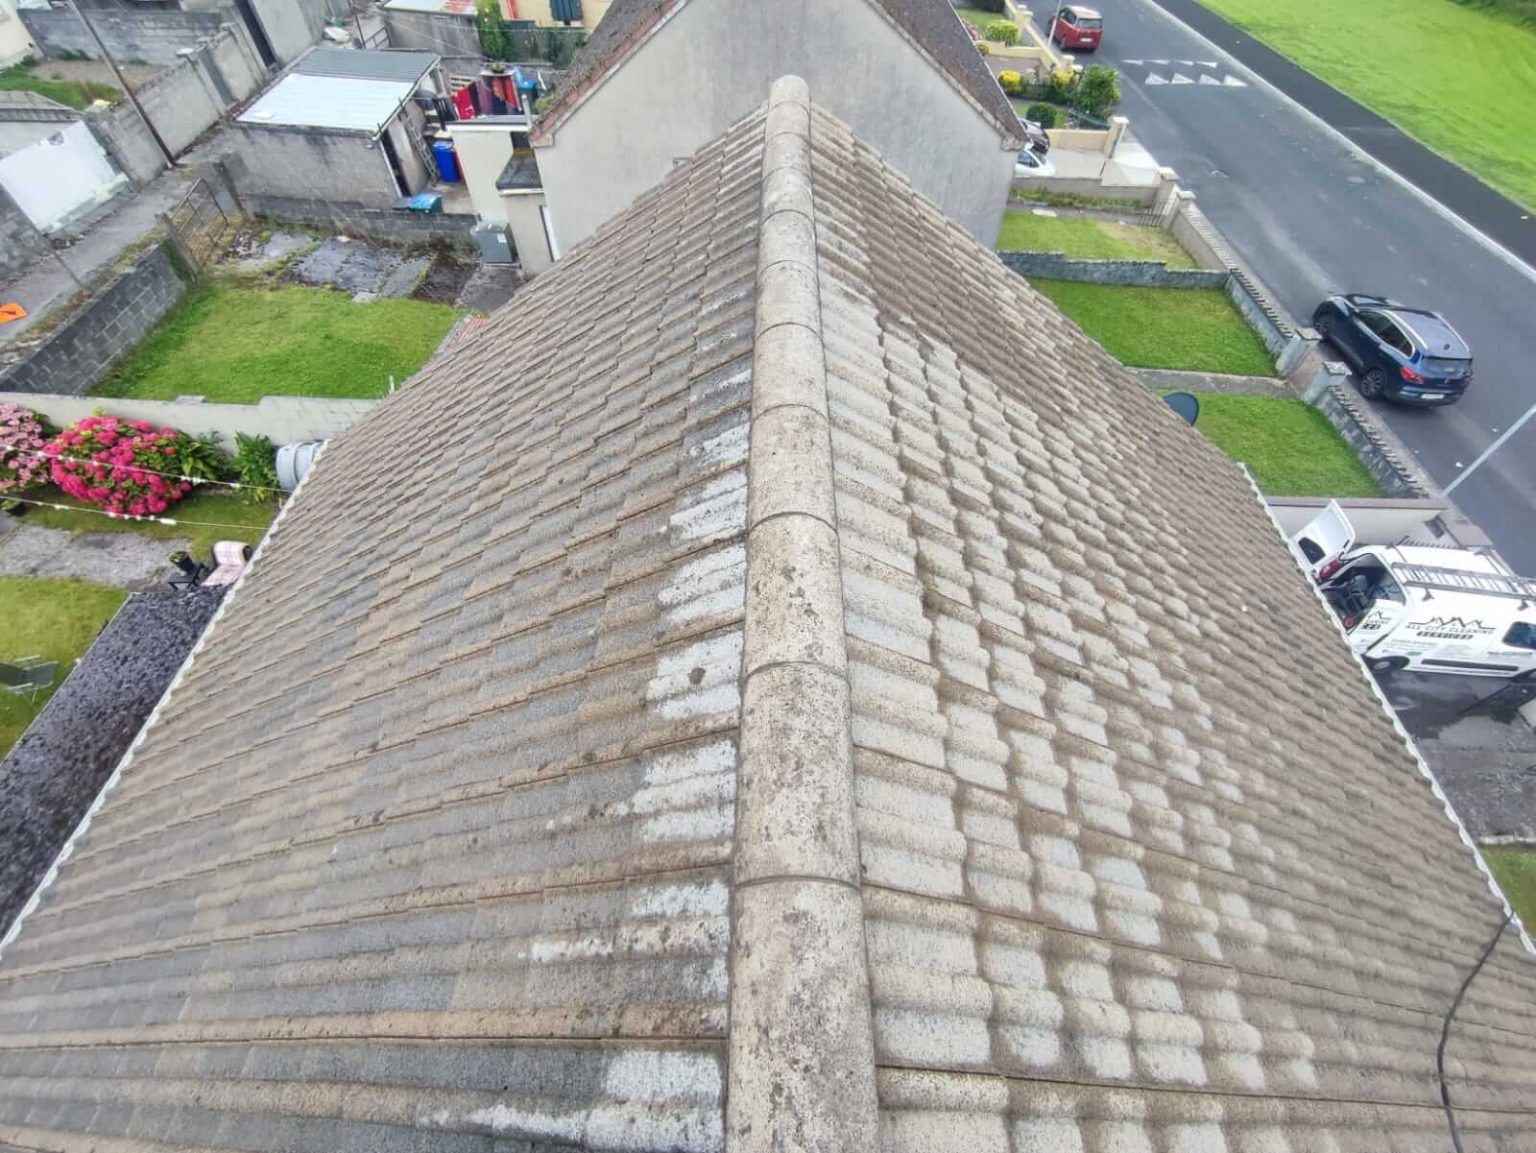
[476,0,509,61]
[1073,65,1121,119]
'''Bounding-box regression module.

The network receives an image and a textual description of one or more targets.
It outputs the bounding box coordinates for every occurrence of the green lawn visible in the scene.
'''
[953,6,1000,30]
[22,487,280,560]
[0,576,126,758]
[1187,393,1382,496]
[93,284,457,403]
[1484,848,1536,931]
[1193,0,1536,210]
[997,211,1196,267]
[1030,280,1277,376]
[0,63,119,110]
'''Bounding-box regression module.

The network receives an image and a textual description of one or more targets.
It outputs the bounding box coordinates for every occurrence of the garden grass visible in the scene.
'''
[1187,393,1383,496]
[0,576,126,758]
[953,6,1002,30]
[21,487,280,559]
[1192,0,1536,210]
[93,284,458,404]
[1030,280,1277,376]
[996,211,1196,267]
[1484,848,1536,932]
[0,63,120,109]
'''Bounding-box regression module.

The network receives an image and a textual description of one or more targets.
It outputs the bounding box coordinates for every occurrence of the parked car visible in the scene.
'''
[1014,148,1057,178]
[1018,117,1051,154]
[1311,293,1473,405]
[1049,5,1102,51]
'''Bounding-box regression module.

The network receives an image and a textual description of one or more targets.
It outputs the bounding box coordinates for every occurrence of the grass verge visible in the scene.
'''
[0,62,119,109]
[21,488,280,560]
[0,576,126,758]
[1187,393,1382,496]
[953,6,1000,30]
[1193,0,1536,210]
[1484,848,1536,931]
[1031,280,1276,376]
[997,211,1196,267]
[93,283,457,403]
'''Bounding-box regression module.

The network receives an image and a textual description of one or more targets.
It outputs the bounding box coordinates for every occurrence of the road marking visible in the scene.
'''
[1199,73,1221,84]
[1223,74,1247,87]
[1138,0,1536,286]
[1198,60,1218,67]
[1149,57,1168,63]
[1124,57,1144,64]
[1171,72,1194,84]
[1145,72,1168,84]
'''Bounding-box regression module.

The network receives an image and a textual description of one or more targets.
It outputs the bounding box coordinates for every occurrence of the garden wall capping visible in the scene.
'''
[245,196,478,247]
[0,391,378,450]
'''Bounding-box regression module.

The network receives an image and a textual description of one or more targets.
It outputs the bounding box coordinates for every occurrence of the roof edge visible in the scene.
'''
[725,76,879,1153]
[0,444,332,961]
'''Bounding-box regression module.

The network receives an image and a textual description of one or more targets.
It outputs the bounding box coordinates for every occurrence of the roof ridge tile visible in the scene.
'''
[725,74,880,1153]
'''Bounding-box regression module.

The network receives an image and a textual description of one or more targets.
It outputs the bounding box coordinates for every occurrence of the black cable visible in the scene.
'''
[1437,911,1512,1153]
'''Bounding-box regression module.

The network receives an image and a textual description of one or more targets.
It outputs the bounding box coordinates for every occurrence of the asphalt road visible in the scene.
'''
[1071,0,1536,573]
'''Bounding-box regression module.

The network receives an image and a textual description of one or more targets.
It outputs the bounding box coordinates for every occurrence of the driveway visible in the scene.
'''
[1077,0,1536,573]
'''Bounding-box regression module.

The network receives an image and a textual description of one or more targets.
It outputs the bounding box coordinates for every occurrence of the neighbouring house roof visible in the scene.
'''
[238,73,419,133]
[292,46,440,84]
[495,151,541,189]
[529,0,1022,146]
[2,77,1535,1152]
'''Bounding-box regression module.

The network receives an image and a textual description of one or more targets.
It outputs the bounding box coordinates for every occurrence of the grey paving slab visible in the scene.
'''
[0,525,184,588]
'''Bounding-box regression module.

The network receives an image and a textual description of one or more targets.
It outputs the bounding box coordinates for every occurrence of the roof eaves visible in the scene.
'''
[0,445,333,961]
[1243,465,1535,957]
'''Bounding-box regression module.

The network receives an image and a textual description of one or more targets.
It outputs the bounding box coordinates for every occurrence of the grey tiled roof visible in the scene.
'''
[2,77,1534,1153]
[530,0,1020,146]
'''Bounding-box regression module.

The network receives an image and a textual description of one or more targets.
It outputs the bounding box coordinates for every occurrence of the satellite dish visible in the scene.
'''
[1163,391,1200,426]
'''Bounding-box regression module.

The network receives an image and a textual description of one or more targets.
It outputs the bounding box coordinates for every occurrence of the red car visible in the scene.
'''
[1050,5,1102,51]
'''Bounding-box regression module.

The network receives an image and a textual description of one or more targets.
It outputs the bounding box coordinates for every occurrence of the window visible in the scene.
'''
[1378,320,1413,356]
[1503,622,1536,650]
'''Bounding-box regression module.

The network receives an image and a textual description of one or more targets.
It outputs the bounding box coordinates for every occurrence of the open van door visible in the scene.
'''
[1290,501,1355,578]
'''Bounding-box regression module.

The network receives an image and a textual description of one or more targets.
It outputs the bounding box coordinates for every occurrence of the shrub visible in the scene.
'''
[475,0,510,60]
[233,433,279,504]
[997,70,1024,97]
[44,415,195,518]
[966,0,1007,12]
[976,40,990,54]
[0,404,49,496]
[175,432,231,486]
[984,18,1019,44]
[1025,102,1058,128]
[1073,64,1121,118]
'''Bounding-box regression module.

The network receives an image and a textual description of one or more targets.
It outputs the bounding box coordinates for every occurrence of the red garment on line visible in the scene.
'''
[452,87,475,120]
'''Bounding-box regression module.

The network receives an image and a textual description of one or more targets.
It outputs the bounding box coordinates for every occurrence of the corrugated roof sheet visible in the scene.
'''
[2,79,1534,1153]
[381,0,475,14]
[237,74,416,133]
[292,46,439,83]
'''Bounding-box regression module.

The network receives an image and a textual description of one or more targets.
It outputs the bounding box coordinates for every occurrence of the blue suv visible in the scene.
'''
[1311,293,1473,406]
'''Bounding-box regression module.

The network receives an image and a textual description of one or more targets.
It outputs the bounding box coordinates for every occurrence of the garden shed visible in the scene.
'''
[232,47,444,204]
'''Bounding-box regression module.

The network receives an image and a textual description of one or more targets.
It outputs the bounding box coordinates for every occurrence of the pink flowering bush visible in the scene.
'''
[0,403,50,495]
[44,415,193,518]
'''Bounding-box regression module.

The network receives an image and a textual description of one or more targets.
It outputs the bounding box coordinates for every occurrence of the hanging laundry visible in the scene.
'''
[451,86,474,120]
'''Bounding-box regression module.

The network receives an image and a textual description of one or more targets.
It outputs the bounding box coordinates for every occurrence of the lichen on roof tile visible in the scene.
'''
[2,79,1535,1153]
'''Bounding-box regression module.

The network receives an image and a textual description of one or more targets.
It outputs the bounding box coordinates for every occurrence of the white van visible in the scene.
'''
[1290,502,1536,680]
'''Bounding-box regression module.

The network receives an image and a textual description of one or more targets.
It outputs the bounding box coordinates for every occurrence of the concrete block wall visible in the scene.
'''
[1313,379,1430,498]
[245,194,478,246]
[0,182,50,280]
[0,240,188,396]
[1012,177,1158,205]
[85,24,262,186]
[997,249,1227,288]
[20,6,224,66]
[382,8,480,55]
[0,391,377,450]
[227,126,399,203]
[1225,268,1294,358]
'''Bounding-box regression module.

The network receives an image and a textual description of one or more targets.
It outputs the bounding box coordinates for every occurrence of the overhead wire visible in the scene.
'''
[1436,911,1512,1153]
[0,492,270,532]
